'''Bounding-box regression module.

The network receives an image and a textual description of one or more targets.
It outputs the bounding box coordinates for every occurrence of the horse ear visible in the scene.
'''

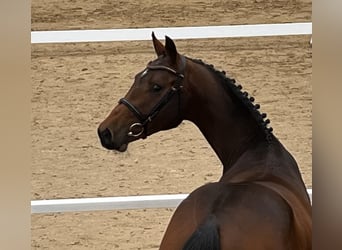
[152,32,165,57]
[165,36,178,64]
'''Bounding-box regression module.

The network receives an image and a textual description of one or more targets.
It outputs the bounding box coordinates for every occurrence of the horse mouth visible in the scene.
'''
[98,128,129,152]
[118,143,128,152]
[100,141,128,152]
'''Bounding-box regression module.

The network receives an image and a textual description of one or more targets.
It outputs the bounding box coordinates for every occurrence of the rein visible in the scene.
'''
[119,56,186,138]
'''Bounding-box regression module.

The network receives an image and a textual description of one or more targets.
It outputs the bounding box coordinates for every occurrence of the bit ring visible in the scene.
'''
[128,123,144,137]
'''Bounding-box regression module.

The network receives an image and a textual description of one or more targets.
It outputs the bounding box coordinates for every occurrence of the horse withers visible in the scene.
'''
[98,33,312,250]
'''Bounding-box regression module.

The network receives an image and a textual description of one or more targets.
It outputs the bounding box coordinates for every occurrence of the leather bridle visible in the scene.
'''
[119,56,186,138]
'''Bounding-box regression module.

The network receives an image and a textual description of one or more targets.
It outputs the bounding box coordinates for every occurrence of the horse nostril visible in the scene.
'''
[98,128,113,145]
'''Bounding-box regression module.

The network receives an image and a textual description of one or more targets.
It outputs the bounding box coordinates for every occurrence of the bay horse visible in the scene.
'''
[98,33,312,250]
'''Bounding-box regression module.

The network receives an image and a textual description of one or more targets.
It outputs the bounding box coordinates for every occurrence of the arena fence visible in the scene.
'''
[31,22,312,214]
[31,189,312,214]
[31,22,312,43]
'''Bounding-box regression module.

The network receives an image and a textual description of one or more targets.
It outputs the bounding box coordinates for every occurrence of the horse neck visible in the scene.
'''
[182,59,309,202]
[183,61,296,172]
[182,60,263,172]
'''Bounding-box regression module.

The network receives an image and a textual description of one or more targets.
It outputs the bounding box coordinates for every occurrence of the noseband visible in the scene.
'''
[119,56,186,138]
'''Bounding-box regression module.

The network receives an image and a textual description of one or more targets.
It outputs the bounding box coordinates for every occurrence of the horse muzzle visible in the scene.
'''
[97,127,128,152]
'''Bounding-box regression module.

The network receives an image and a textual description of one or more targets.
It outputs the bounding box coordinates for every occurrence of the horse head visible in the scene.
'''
[98,33,187,152]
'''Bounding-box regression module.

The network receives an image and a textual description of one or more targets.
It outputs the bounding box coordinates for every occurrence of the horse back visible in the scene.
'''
[160,181,307,250]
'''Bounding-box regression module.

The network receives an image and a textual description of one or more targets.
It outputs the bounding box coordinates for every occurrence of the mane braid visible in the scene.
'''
[188,57,273,142]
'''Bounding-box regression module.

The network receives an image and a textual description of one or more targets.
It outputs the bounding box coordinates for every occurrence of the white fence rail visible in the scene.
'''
[31,189,312,214]
[31,22,312,44]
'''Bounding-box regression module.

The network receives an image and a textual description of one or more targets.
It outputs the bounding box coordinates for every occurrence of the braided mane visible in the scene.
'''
[188,57,274,142]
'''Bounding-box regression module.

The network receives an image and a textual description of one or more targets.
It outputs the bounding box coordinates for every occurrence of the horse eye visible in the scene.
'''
[152,84,162,92]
